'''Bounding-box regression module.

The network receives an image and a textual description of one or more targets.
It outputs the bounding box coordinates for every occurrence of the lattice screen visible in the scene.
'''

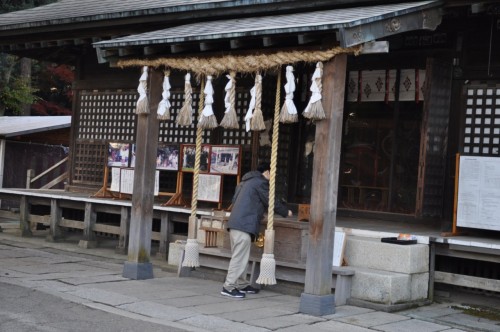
[72,90,137,186]
[78,91,136,141]
[158,89,210,144]
[462,86,500,156]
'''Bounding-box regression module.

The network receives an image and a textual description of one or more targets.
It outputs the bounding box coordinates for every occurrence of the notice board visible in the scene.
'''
[457,156,500,231]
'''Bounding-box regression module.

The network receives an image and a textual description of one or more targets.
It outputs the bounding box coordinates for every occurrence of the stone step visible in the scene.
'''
[344,236,429,274]
[349,266,429,305]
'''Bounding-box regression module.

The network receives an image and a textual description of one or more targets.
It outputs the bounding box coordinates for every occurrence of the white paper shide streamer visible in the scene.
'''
[279,65,298,123]
[135,66,149,114]
[245,84,256,132]
[157,71,171,120]
[198,75,218,129]
[303,62,326,121]
[220,72,239,129]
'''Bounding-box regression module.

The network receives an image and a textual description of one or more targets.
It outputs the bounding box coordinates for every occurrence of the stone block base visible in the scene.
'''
[299,293,335,316]
[122,261,153,280]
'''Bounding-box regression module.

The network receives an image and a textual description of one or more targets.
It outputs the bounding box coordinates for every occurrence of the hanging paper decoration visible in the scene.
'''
[157,70,171,121]
[244,83,256,132]
[303,62,326,121]
[135,66,149,114]
[220,71,239,129]
[245,74,266,131]
[279,66,298,123]
[176,73,193,126]
[197,75,218,129]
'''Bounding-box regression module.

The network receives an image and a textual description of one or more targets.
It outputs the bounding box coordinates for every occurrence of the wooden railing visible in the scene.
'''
[26,157,69,189]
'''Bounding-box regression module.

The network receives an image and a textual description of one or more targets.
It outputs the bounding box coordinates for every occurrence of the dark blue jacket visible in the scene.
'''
[227,171,289,239]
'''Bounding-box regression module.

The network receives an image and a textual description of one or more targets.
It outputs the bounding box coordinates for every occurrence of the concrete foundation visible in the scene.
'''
[122,261,153,280]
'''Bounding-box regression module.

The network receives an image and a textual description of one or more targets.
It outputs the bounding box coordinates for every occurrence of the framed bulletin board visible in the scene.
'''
[457,155,500,231]
[108,142,130,167]
[119,168,160,196]
[181,144,210,172]
[157,144,179,171]
[210,145,241,175]
[198,174,222,202]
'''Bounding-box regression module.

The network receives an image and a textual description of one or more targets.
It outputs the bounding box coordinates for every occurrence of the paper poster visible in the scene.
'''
[457,156,500,231]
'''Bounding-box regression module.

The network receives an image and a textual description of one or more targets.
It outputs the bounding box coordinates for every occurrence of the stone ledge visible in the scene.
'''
[345,236,429,274]
[349,266,428,305]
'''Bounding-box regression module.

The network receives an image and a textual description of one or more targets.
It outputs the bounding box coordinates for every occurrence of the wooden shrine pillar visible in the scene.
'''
[299,54,347,316]
[123,68,162,280]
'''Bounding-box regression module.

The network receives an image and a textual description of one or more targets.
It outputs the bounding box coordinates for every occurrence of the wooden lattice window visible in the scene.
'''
[159,89,210,144]
[73,142,108,185]
[462,85,500,156]
[78,91,136,141]
[221,89,253,146]
[72,89,137,186]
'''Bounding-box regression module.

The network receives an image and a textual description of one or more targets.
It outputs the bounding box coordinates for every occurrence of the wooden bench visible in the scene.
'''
[186,248,354,306]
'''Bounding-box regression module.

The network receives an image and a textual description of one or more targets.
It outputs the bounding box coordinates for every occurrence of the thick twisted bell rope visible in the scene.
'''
[191,78,206,218]
[256,72,282,286]
[182,78,206,268]
[267,72,281,231]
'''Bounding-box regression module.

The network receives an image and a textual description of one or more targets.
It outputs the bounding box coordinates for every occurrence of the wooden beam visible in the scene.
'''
[298,34,320,45]
[263,37,278,47]
[144,45,168,55]
[435,271,500,293]
[170,44,192,54]
[230,39,244,49]
[300,54,347,316]
[123,68,162,279]
[119,47,138,57]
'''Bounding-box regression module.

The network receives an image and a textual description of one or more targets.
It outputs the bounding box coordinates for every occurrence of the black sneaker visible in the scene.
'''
[238,285,260,294]
[221,287,245,298]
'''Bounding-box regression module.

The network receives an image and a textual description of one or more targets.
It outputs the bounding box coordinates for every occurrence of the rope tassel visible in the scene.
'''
[303,62,326,121]
[157,70,171,121]
[220,71,239,129]
[256,72,281,286]
[182,217,200,267]
[251,74,266,131]
[135,66,150,114]
[279,66,298,123]
[198,75,218,129]
[176,73,193,126]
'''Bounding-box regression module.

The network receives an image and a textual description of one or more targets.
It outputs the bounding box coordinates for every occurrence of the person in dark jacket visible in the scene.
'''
[221,162,292,298]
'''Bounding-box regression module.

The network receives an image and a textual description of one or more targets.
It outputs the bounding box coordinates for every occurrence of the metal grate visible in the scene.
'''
[462,86,500,156]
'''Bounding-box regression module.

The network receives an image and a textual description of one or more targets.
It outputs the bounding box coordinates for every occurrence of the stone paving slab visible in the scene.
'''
[437,313,500,332]
[85,302,210,332]
[217,305,299,322]
[179,314,271,332]
[66,287,138,306]
[373,318,452,332]
[402,306,460,319]
[5,262,97,274]
[335,311,410,328]
[250,313,325,330]
[118,300,196,320]
[322,305,375,319]
[158,294,229,307]
[276,320,374,332]
[58,274,126,285]
[190,296,273,315]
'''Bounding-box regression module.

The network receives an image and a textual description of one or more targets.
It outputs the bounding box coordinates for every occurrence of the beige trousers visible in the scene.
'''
[223,229,251,291]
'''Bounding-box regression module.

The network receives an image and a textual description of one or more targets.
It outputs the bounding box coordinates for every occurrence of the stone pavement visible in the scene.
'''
[0,229,499,332]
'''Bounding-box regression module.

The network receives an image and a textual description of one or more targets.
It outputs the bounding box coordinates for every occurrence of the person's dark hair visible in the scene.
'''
[257,162,270,173]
